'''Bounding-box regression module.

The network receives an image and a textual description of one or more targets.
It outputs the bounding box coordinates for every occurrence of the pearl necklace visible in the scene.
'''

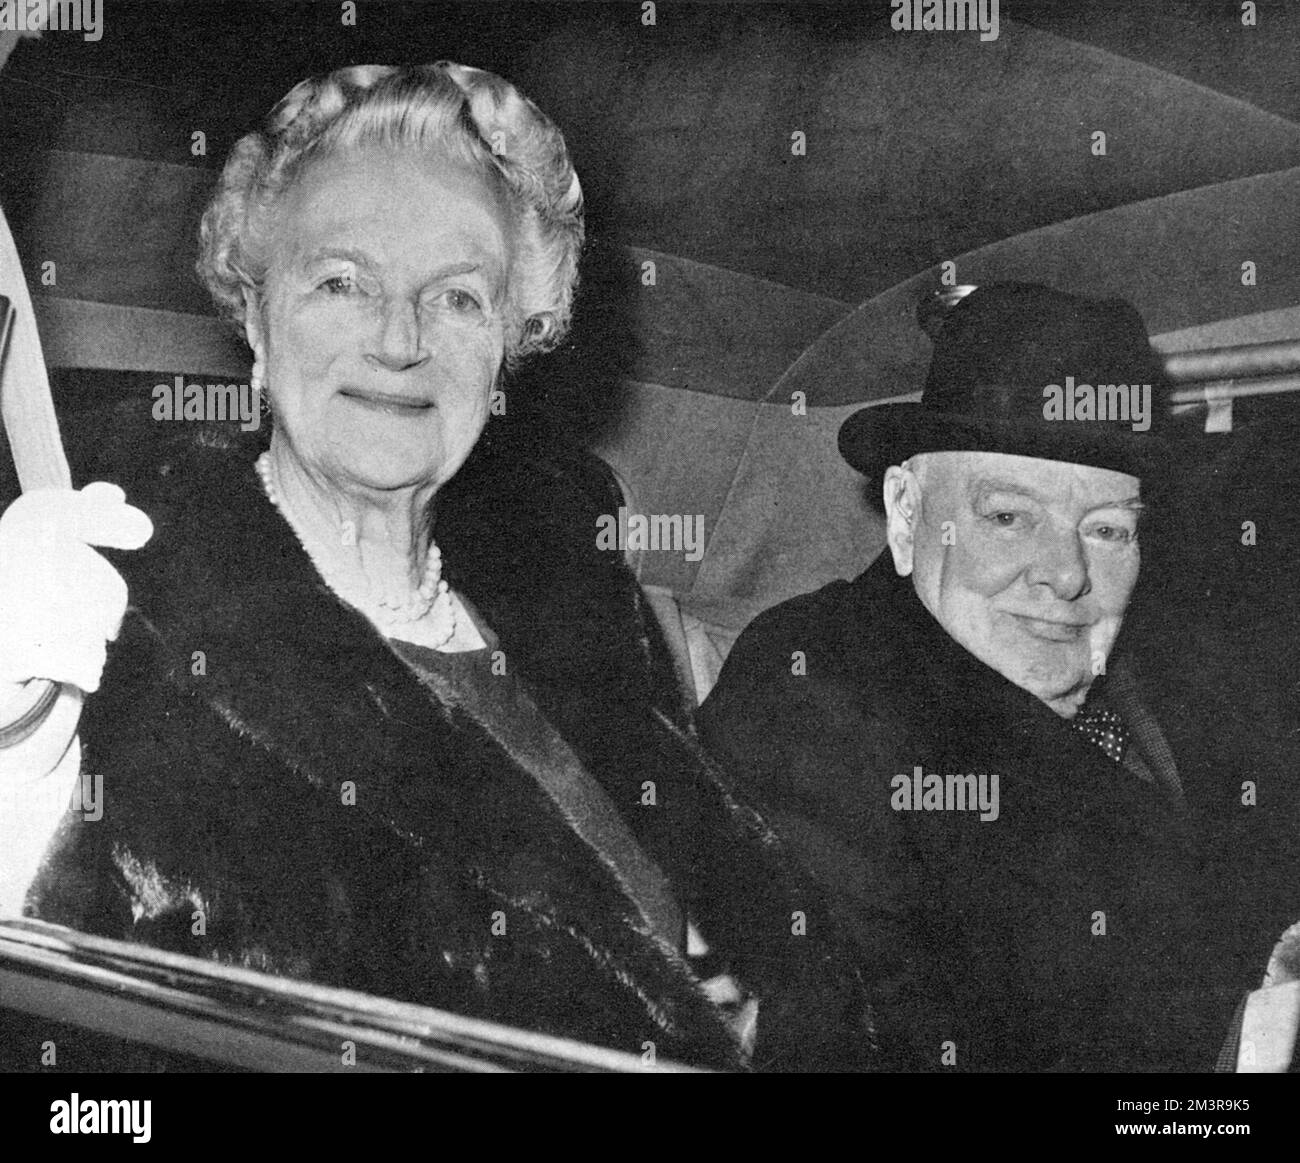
[255,453,457,646]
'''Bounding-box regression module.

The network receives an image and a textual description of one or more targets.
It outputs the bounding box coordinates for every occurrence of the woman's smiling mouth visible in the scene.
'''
[339,388,435,415]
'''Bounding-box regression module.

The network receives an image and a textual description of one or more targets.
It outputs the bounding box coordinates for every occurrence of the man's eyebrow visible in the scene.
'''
[967,477,1046,503]
[1089,497,1145,512]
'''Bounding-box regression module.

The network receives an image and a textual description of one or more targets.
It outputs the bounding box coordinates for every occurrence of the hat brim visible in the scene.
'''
[839,402,1169,486]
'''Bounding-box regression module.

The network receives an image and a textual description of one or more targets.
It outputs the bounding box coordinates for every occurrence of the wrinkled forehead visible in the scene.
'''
[912,450,1142,509]
[269,144,514,273]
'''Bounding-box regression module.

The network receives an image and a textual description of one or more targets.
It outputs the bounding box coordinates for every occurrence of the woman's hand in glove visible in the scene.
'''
[0,482,153,701]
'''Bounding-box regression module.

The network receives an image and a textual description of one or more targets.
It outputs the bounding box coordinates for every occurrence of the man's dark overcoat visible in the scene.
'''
[697,553,1298,1072]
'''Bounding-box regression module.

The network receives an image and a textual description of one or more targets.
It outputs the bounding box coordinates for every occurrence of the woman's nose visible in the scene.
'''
[1026,526,1091,601]
[369,296,429,371]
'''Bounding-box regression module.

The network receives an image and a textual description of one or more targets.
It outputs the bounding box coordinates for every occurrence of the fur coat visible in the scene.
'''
[23,416,874,1072]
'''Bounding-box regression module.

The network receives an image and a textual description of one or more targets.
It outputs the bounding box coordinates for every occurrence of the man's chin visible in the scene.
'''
[944,620,1103,714]
[1013,659,1096,714]
[987,648,1095,717]
[1032,681,1093,718]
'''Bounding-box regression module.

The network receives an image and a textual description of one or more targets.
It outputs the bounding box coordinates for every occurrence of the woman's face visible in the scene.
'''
[246,145,514,495]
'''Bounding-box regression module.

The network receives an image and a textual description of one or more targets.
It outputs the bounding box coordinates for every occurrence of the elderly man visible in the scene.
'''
[698,282,1298,1072]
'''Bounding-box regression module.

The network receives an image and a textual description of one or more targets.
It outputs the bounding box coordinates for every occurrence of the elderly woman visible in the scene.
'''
[0,64,870,1070]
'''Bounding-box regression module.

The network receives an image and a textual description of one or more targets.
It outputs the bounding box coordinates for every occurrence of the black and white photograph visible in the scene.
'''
[0,0,1298,1132]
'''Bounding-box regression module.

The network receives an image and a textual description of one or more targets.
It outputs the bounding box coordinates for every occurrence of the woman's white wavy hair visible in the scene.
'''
[196,62,585,367]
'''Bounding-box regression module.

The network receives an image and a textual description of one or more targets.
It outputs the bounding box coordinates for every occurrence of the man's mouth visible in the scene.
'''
[1008,613,1090,642]
[339,388,434,415]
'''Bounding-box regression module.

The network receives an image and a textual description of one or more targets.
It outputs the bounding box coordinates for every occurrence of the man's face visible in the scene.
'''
[884,450,1142,717]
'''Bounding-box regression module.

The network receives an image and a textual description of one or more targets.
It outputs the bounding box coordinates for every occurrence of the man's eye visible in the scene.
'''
[1091,524,1135,543]
[988,511,1022,528]
[320,274,358,295]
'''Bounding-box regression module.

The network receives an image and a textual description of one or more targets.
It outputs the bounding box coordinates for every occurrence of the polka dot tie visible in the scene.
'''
[1070,705,1129,764]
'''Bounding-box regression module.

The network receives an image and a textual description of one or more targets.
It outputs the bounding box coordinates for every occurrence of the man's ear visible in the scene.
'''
[882,464,921,577]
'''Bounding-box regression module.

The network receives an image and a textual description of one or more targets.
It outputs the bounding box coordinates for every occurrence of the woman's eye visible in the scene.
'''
[442,288,483,314]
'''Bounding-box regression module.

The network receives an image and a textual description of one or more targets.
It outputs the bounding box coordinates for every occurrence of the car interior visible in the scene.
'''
[2,1,1299,1072]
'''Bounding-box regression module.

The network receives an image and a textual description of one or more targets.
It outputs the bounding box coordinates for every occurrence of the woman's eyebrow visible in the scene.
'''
[298,246,375,269]
[426,260,491,281]
[299,250,493,283]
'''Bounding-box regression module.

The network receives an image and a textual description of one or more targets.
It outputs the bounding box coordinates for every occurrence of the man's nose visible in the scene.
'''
[369,296,429,371]
[1026,525,1091,601]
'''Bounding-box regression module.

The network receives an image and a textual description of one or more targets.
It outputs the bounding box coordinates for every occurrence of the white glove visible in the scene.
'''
[1237,921,1300,1072]
[0,482,150,916]
[0,482,153,695]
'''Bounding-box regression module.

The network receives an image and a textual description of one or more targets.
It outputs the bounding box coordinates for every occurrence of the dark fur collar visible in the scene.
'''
[53,429,745,1065]
[30,419,873,1070]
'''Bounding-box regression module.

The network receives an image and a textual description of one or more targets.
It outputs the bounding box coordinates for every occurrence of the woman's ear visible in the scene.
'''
[883,464,920,577]
[241,286,267,378]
